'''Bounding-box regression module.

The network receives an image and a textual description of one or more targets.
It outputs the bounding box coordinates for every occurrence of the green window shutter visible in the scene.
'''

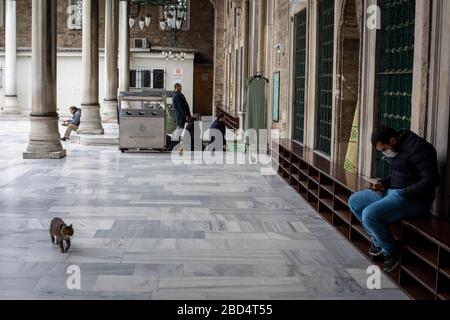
[375,0,416,178]
[293,9,307,143]
[316,0,334,155]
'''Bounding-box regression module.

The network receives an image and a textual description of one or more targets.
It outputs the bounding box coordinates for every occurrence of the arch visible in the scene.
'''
[335,0,363,171]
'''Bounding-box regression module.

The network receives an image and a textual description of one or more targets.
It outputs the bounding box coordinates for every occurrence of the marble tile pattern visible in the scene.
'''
[0,118,408,300]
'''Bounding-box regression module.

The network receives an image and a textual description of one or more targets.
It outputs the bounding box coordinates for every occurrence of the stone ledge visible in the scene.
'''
[23,150,67,160]
[71,135,119,146]
[76,129,105,135]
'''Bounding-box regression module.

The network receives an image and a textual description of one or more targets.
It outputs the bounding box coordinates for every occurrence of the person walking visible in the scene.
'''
[172,83,192,141]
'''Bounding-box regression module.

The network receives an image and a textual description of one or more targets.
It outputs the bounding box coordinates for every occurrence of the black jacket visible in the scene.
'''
[185,118,202,151]
[172,92,191,127]
[209,119,226,149]
[379,130,440,204]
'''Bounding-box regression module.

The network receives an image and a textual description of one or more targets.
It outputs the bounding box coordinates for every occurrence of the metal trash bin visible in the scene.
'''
[118,91,173,152]
[119,108,166,152]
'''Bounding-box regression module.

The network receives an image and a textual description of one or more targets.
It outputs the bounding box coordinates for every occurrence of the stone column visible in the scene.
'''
[427,0,450,217]
[212,0,226,112]
[102,0,119,122]
[238,0,250,130]
[118,0,130,95]
[2,0,19,114]
[78,0,104,134]
[24,0,65,159]
[257,0,266,73]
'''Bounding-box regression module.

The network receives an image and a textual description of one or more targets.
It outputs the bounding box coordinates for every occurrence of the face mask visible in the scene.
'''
[382,149,398,158]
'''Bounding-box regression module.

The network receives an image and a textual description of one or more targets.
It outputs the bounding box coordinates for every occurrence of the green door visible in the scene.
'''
[293,9,307,143]
[316,0,334,155]
[375,0,416,178]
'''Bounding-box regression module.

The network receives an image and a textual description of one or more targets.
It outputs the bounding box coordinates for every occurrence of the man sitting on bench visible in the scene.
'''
[349,126,440,272]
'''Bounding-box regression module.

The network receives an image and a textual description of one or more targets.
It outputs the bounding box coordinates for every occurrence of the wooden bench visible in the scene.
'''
[272,138,450,300]
[216,105,240,131]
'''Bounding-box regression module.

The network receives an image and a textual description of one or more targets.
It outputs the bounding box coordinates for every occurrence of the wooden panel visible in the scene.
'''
[193,64,214,116]
[216,106,240,130]
[403,218,450,251]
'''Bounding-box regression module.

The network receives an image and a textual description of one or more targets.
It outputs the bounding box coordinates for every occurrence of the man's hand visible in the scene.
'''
[370,182,385,195]
[372,182,385,191]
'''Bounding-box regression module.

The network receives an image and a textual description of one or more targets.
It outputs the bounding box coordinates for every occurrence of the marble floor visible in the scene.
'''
[0,117,408,300]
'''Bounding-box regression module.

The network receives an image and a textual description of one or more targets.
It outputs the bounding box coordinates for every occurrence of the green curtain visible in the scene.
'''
[165,107,177,134]
[244,78,267,132]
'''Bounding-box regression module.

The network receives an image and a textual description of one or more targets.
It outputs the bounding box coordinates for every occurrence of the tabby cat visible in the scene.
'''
[50,218,74,253]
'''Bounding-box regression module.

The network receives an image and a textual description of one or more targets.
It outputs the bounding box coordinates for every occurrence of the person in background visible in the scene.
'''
[209,112,227,151]
[185,113,203,151]
[172,83,192,141]
[61,106,81,141]
[348,126,440,272]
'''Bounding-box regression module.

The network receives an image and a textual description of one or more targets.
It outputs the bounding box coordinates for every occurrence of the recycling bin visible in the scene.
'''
[118,91,173,152]
[119,108,166,152]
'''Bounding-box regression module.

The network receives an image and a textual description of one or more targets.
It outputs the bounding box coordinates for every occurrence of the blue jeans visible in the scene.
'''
[348,189,431,255]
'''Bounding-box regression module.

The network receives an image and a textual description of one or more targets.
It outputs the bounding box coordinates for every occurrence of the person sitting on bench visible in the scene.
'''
[208,112,227,152]
[61,106,81,141]
[348,126,440,272]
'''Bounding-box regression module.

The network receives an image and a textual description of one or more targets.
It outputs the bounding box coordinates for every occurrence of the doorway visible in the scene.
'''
[193,64,214,116]
[336,0,361,168]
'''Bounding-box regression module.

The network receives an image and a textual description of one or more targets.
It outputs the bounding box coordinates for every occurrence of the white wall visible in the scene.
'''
[57,53,84,116]
[0,53,32,112]
[0,50,195,117]
[132,52,194,113]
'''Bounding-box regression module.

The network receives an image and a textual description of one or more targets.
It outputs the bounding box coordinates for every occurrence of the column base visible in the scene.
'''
[23,150,67,160]
[77,128,105,135]
[101,100,118,123]
[1,96,19,114]
[24,115,66,159]
[78,103,105,134]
